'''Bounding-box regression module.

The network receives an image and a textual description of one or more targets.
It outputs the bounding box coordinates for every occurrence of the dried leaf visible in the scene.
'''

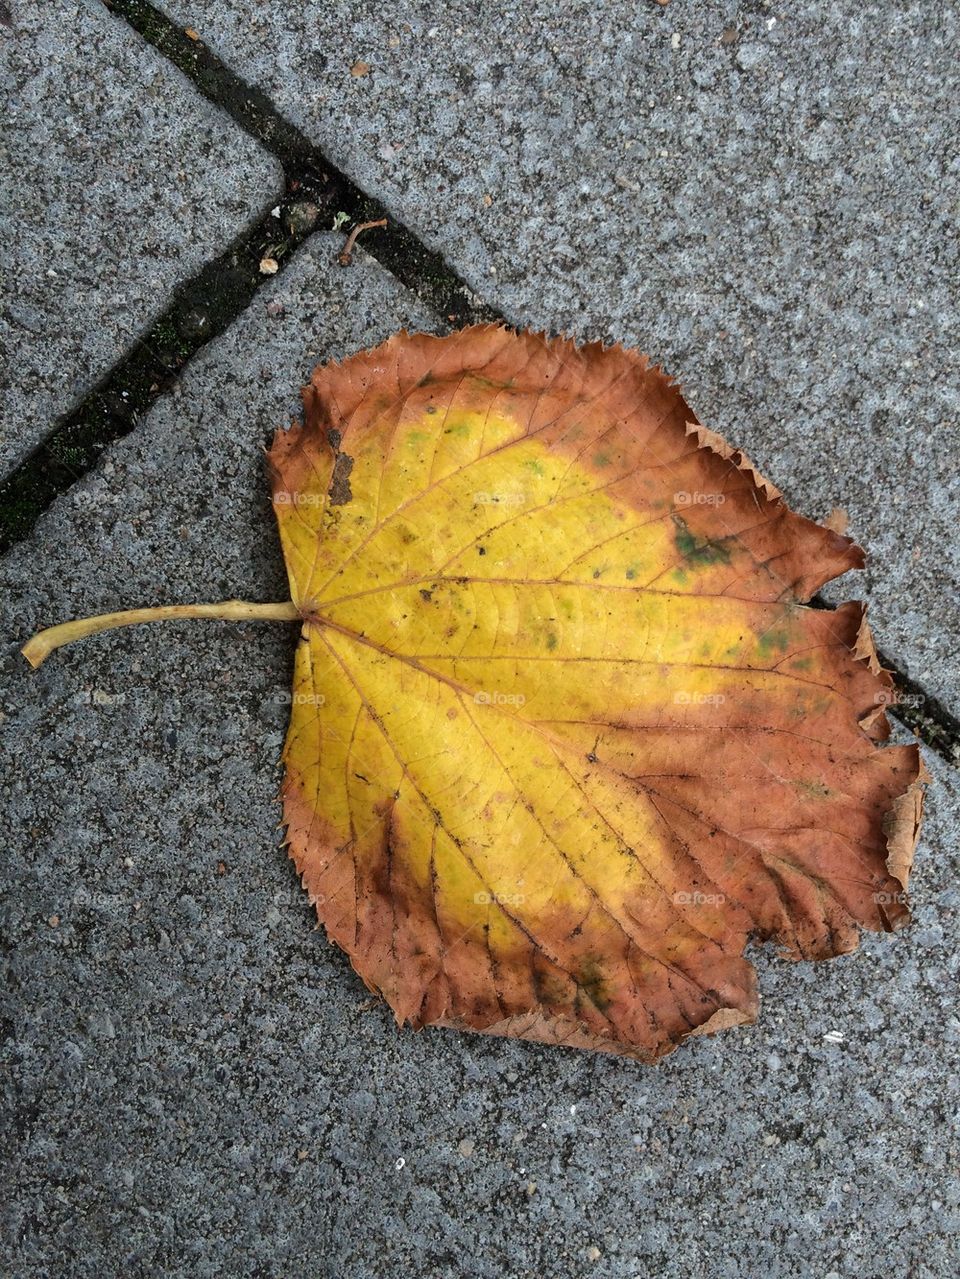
[268,325,927,1061]
[824,506,850,536]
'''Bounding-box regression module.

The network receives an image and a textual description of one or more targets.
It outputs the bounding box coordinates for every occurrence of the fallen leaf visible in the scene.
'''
[22,327,927,1062]
[267,326,927,1062]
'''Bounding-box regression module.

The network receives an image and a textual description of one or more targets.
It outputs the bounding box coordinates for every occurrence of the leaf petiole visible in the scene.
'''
[21,599,301,669]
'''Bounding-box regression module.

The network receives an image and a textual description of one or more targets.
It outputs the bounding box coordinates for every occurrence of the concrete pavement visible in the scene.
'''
[2,4,958,1277]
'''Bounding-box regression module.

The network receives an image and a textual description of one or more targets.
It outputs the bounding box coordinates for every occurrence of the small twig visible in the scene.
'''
[337,218,388,266]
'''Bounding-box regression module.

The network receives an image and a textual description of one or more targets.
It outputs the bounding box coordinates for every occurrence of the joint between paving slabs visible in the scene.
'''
[102,0,500,327]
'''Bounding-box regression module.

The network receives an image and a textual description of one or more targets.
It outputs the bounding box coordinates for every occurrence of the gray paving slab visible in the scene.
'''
[156,0,960,710]
[2,234,957,1279]
[0,0,284,476]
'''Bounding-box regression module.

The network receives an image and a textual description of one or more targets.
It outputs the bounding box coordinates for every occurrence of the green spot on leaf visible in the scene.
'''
[578,957,610,1012]
[757,629,791,658]
[672,515,731,567]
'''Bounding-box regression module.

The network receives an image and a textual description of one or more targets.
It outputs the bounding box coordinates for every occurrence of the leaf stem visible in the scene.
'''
[21,599,301,669]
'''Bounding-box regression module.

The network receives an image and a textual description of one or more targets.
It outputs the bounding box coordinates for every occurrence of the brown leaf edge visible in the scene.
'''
[276,326,930,1061]
[850,611,930,895]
